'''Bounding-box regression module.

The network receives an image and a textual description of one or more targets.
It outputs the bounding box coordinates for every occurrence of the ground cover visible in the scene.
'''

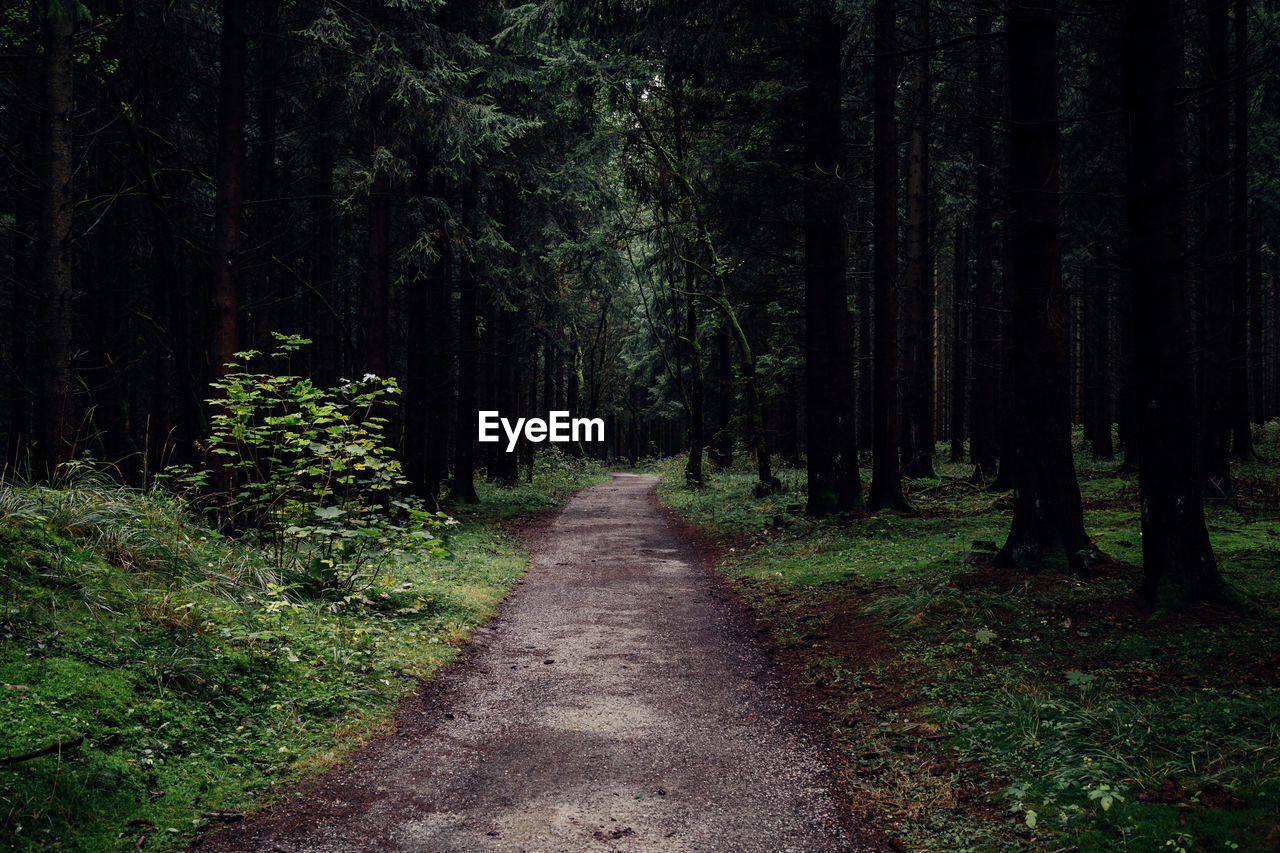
[0,452,605,853]
[651,432,1280,853]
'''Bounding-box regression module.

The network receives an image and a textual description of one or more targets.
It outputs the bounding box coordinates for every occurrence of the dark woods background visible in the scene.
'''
[2,0,1279,605]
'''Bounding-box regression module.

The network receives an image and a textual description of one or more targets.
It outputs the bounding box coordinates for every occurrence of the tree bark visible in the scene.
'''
[363,169,392,379]
[36,1,77,470]
[712,328,733,465]
[211,0,246,377]
[969,6,999,484]
[949,223,968,463]
[1084,266,1114,458]
[1229,0,1253,457]
[993,0,1097,571]
[868,0,910,511]
[452,191,480,504]
[900,0,935,479]
[682,269,705,486]
[803,9,863,514]
[1199,0,1233,491]
[1124,0,1227,608]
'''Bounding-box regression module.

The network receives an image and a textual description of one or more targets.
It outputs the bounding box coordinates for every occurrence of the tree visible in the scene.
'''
[868,0,910,512]
[1122,0,1228,607]
[1199,0,1234,491]
[993,0,1097,570]
[35,0,77,470]
[803,6,862,514]
[210,0,246,379]
[900,0,935,480]
[968,5,1000,484]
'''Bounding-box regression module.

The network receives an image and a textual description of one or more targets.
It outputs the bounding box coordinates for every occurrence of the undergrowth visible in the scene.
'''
[0,454,605,853]
[651,429,1280,853]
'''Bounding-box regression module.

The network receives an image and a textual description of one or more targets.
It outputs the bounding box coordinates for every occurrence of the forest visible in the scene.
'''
[2,0,1280,851]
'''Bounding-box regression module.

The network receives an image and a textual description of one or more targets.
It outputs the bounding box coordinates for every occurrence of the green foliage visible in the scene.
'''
[0,469,547,853]
[653,449,1280,852]
[169,334,453,599]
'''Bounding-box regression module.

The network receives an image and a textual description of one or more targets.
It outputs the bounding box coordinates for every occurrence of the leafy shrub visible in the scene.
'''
[168,334,453,597]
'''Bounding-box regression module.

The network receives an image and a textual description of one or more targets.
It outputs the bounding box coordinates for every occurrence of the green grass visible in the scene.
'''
[0,455,606,852]
[651,436,1280,853]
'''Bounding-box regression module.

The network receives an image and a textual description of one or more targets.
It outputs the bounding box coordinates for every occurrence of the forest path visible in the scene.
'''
[202,473,872,853]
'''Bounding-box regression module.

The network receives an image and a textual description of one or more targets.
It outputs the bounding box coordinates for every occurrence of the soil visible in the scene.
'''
[198,473,882,853]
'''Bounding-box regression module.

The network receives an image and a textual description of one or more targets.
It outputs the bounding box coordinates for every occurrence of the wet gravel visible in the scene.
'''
[200,473,878,852]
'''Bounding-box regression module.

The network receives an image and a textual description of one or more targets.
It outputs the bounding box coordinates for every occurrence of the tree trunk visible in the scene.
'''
[1084,266,1115,458]
[712,328,733,465]
[803,10,863,515]
[993,0,1097,571]
[1199,0,1233,492]
[36,1,77,470]
[949,223,968,463]
[858,256,874,453]
[452,200,480,504]
[1123,0,1227,608]
[363,169,392,379]
[211,0,246,377]
[969,6,999,483]
[567,321,586,458]
[868,0,910,511]
[900,0,935,479]
[1229,0,1253,458]
[403,164,430,496]
[6,60,38,468]
[683,268,705,487]
[492,303,520,486]
[712,290,776,494]
[311,143,341,386]
[424,241,455,508]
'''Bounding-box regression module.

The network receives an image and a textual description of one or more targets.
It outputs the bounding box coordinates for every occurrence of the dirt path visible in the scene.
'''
[203,473,875,852]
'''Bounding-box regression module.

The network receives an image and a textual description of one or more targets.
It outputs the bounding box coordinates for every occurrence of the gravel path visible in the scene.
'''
[202,473,875,852]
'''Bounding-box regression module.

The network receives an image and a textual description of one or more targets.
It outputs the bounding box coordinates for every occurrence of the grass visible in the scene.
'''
[0,453,606,853]
[650,428,1280,853]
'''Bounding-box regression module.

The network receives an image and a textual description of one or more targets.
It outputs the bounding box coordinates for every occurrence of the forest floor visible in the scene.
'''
[0,458,603,852]
[199,473,879,853]
[649,438,1280,853]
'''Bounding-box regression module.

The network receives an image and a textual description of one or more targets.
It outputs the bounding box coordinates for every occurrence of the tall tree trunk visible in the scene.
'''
[6,66,38,468]
[1084,266,1115,458]
[969,6,999,483]
[251,0,283,348]
[424,242,454,508]
[993,0,1097,571]
[452,198,480,504]
[1199,0,1233,492]
[712,329,733,465]
[404,157,430,496]
[1123,0,1227,608]
[492,303,521,485]
[211,0,246,377]
[711,287,776,493]
[1248,213,1264,421]
[36,1,77,470]
[901,0,935,479]
[363,168,392,379]
[1229,0,1253,458]
[311,143,341,386]
[804,9,862,514]
[567,321,586,458]
[949,223,968,463]
[869,0,910,511]
[682,269,705,486]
